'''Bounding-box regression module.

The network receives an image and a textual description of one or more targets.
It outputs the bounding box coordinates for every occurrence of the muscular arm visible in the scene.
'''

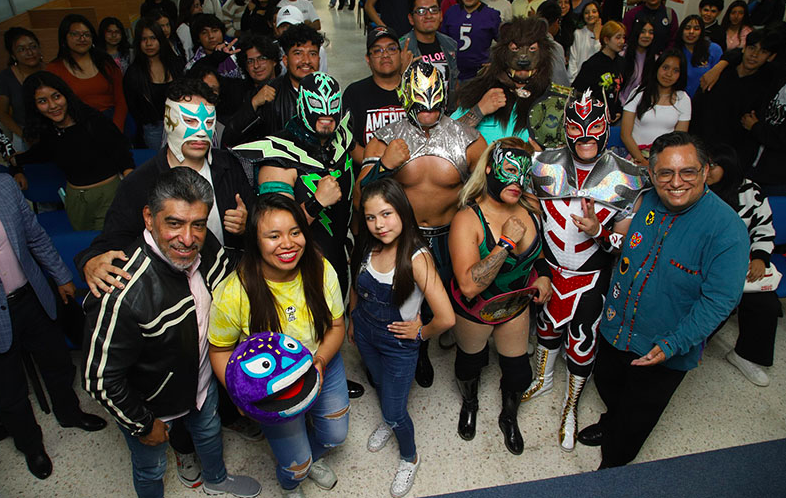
[449,208,506,299]
[354,137,389,211]
[257,164,321,222]
[466,137,487,173]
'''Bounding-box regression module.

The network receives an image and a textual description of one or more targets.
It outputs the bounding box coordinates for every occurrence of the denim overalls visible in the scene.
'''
[352,258,420,460]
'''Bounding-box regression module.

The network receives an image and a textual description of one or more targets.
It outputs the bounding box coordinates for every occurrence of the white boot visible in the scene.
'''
[559,371,587,452]
[522,345,558,402]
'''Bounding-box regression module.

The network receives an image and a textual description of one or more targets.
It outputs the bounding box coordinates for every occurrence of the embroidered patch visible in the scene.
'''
[645,210,655,225]
[620,257,630,274]
[612,281,621,299]
[285,306,297,322]
[629,232,642,249]
[606,306,616,320]
[670,259,700,276]
[610,232,624,250]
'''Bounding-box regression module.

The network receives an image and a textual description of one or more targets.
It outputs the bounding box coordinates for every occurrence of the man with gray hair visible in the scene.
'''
[82,168,261,498]
[576,131,750,468]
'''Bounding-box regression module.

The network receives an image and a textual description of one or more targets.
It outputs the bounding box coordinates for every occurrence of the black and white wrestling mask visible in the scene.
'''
[398,60,445,129]
[164,98,216,163]
[296,72,342,138]
[487,142,533,202]
[564,89,609,162]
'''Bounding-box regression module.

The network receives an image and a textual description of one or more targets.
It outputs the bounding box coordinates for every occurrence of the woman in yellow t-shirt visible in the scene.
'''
[208,194,348,494]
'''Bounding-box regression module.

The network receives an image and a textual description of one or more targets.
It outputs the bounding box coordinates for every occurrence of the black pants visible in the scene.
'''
[0,285,81,455]
[593,335,686,468]
[735,291,780,367]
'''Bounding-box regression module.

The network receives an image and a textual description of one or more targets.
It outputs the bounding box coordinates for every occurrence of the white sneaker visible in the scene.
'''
[174,451,202,488]
[390,455,420,498]
[367,422,394,452]
[307,459,337,490]
[726,350,770,386]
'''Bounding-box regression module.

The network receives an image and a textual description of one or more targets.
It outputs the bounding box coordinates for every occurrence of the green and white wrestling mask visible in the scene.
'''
[164,98,216,163]
[487,143,533,202]
[296,72,342,137]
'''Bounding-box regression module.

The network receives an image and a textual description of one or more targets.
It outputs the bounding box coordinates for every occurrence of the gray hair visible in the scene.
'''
[648,131,709,171]
[147,167,214,215]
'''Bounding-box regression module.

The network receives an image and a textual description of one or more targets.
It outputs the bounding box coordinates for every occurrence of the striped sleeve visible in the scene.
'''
[737,180,775,264]
[82,248,156,436]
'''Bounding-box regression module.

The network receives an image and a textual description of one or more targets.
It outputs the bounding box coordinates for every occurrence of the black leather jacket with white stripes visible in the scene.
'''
[82,231,233,437]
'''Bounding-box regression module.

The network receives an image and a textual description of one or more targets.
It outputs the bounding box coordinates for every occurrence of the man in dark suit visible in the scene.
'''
[0,173,106,480]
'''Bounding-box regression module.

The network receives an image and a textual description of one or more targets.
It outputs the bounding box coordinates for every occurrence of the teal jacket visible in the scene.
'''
[600,188,749,371]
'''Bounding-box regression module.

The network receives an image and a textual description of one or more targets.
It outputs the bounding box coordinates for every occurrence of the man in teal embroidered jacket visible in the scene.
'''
[577,131,749,468]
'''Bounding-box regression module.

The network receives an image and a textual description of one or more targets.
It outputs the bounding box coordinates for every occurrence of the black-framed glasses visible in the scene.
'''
[413,6,440,16]
[68,31,92,40]
[653,168,702,183]
[14,43,39,54]
[369,45,400,57]
[246,56,270,66]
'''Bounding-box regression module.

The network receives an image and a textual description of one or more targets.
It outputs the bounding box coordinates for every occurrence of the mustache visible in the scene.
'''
[171,242,198,251]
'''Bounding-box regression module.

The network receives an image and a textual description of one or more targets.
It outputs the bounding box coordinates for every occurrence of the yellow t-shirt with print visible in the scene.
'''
[208,258,344,354]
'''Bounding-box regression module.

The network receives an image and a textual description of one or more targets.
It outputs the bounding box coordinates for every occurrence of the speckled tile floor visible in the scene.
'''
[1,3,785,497]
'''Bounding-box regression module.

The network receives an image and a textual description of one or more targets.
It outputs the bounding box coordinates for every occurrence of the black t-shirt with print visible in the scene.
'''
[344,76,405,148]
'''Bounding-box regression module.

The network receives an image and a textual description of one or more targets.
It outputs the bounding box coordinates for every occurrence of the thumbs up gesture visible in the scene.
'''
[224,193,248,234]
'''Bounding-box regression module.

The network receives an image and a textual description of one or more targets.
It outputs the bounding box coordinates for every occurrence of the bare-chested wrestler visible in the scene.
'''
[356,60,487,388]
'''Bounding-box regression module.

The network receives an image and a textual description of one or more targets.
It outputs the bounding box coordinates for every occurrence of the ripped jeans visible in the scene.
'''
[118,377,226,498]
[260,352,349,490]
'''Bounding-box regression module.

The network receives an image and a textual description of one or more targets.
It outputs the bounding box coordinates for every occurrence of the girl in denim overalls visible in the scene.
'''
[349,179,455,498]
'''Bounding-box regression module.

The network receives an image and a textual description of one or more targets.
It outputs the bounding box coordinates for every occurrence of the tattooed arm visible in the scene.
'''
[449,208,526,299]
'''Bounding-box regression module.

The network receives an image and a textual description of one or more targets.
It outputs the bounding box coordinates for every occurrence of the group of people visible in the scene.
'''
[0,1,783,498]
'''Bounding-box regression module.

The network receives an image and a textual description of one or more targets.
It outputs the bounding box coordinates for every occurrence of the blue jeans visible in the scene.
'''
[118,378,227,498]
[260,353,349,490]
[352,265,419,460]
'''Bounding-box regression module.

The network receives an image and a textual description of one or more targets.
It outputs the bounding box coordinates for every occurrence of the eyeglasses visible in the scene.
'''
[246,56,270,66]
[413,6,440,16]
[68,31,92,40]
[14,43,39,54]
[653,168,702,183]
[369,45,400,57]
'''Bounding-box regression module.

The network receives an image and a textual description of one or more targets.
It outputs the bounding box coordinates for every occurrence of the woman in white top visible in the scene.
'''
[568,1,602,83]
[621,49,691,167]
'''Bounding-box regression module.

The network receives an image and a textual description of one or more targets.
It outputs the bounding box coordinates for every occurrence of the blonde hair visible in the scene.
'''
[458,137,538,212]
[600,21,626,47]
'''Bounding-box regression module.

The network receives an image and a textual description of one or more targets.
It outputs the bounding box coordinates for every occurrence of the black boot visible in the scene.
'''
[499,389,525,455]
[347,379,364,398]
[456,377,479,440]
[415,339,434,388]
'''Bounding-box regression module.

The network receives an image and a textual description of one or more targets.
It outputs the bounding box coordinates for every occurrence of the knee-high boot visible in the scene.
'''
[456,376,479,440]
[559,369,588,452]
[499,389,525,454]
[521,344,558,401]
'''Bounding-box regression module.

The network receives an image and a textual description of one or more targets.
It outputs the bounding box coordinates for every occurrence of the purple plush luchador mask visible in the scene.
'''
[225,332,320,424]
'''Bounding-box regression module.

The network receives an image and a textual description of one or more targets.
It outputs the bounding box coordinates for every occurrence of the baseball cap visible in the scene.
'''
[366,26,400,50]
[276,5,305,27]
